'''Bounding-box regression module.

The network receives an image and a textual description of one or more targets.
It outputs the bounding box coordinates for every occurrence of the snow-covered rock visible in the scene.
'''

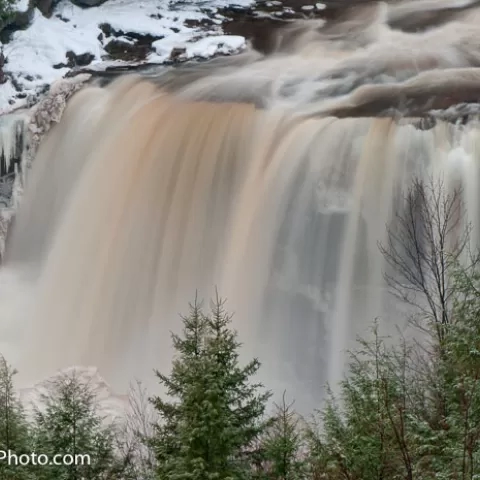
[27,73,91,164]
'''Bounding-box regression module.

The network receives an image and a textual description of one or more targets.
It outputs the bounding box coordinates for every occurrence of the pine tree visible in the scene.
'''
[31,369,123,480]
[0,355,33,480]
[150,294,272,480]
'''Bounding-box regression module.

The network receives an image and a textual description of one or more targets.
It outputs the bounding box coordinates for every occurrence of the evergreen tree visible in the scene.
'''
[429,257,480,478]
[150,294,272,480]
[305,325,414,480]
[260,392,307,480]
[0,355,33,480]
[31,369,123,480]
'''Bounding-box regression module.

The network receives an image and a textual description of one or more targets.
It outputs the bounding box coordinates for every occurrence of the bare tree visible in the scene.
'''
[116,380,157,480]
[378,177,480,451]
[379,177,469,346]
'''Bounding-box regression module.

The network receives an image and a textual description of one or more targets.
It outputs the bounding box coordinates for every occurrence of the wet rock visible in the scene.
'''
[34,0,60,17]
[67,50,95,67]
[53,51,94,69]
[170,47,186,61]
[184,17,215,29]
[99,22,113,38]
[55,13,70,22]
[411,116,437,131]
[104,38,151,61]
[70,0,108,7]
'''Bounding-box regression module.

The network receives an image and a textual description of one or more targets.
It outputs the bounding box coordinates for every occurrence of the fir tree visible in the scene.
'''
[150,294,272,480]
[31,369,123,480]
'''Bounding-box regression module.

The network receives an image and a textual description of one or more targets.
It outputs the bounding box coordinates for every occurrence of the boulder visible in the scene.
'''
[53,50,95,69]
[104,38,151,61]
[66,50,95,67]
[34,0,60,18]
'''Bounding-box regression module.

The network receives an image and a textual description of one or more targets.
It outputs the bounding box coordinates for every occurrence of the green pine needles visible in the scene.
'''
[149,293,272,480]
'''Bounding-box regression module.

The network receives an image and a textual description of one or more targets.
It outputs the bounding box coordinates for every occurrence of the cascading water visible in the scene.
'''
[2,0,480,411]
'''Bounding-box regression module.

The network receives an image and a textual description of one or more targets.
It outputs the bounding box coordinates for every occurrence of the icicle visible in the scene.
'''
[0,114,29,177]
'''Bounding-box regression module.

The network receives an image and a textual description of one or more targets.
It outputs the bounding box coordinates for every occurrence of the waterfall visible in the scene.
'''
[2,0,480,411]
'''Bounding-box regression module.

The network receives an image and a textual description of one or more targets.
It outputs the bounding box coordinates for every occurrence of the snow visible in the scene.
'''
[185,34,245,58]
[14,0,30,13]
[0,0,252,113]
[4,11,103,88]
[152,33,245,60]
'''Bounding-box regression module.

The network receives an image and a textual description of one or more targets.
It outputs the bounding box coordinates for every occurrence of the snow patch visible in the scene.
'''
[14,0,30,13]
[151,33,245,61]
[185,34,245,58]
